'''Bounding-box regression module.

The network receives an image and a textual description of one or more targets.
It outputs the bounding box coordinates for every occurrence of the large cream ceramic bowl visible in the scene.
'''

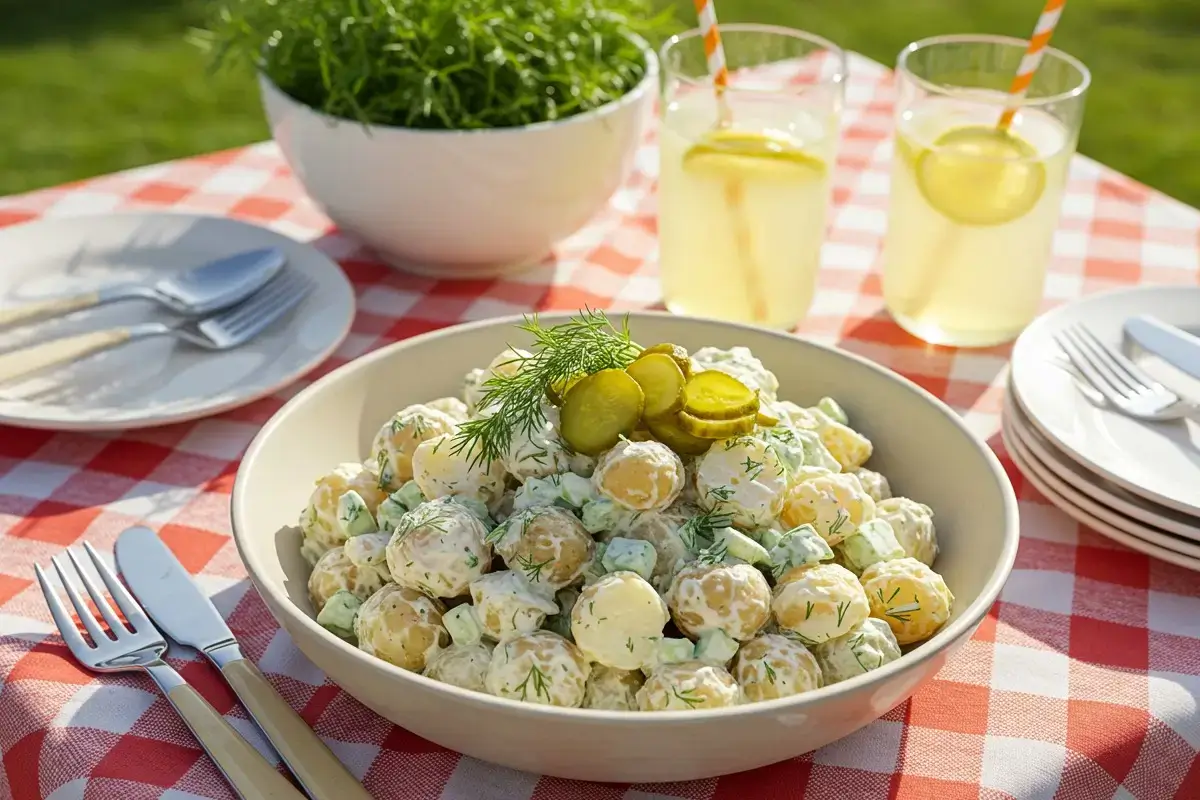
[258,41,656,279]
[232,312,1018,783]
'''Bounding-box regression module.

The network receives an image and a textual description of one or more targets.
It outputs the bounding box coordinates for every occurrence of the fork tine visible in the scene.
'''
[35,564,91,654]
[222,272,301,333]
[50,555,110,644]
[66,548,127,634]
[1076,325,1172,394]
[1055,330,1126,402]
[1064,327,1138,398]
[82,542,152,631]
[226,273,312,341]
[1067,325,1141,394]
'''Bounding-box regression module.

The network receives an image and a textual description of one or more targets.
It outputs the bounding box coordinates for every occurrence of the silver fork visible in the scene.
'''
[0,269,313,384]
[1054,323,1197,421]
[36,544,305,800]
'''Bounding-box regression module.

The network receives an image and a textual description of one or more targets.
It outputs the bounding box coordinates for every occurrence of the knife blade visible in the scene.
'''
[115,526,372,800]
[1123,314,1200,382]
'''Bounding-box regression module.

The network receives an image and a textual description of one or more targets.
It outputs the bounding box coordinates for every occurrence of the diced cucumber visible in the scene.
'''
[601,538,658,582]
[645,637,695,673]
[816,396,849,426]
[336,490,377,538]
[693,628,740,666]
[759,527,786,551]
[343,532,391,569]
[581,498,629,534]
[716,527,770,566]
[769,523,835,579]
[512,476,561,513]
[395,480,426,512]
[837,518,905,573]
[375,495,408,534]
[558,473,597,508]
[316,590,361,639]
[443,604,483,646]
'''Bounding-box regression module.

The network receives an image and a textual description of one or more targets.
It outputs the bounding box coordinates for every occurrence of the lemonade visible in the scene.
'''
[659,90,838,328]
[880,35,1090,347]
[881,97,1072,347]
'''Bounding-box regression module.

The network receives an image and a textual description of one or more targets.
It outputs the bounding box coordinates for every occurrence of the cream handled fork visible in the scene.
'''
[35,544,306,800]
[0,269,312,385]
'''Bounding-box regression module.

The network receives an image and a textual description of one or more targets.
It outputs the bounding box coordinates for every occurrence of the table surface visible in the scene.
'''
[1,52,1198,800]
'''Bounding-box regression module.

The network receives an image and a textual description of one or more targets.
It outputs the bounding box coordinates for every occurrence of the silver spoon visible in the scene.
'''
[0,247,286,329]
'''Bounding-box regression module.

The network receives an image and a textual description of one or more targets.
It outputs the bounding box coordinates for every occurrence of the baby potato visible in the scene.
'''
[491,506,595,592]
[424,641,493,692]
[772,562,870,645]
[593,439,686,512]
[779,471,876,546]
[308,546,388,613]
[876,497,938,566]
[572,571,670,670]
[861,557,954,645]
[355,583,449,672]
[583,665,645,711]
[812,617,902,685]
[694,435,788,529]
[469,570,559,641]
[369,404,459,493]
[411,433,506,509]
[733,633,823,702]
[299,462,388,564]
[485,631,591,707]
[386,498,492,598]
[667,561,772,643]
[636,660,741,711]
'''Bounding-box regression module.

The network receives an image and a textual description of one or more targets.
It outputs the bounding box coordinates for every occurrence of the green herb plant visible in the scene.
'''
[199,0,673,130]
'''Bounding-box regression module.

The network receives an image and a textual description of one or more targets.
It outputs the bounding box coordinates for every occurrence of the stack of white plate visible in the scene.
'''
[1007,286,1200,571]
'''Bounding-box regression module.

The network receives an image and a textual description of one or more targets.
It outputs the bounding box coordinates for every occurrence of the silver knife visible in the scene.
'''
[1123,314,1200,382]
[115,526,372,800]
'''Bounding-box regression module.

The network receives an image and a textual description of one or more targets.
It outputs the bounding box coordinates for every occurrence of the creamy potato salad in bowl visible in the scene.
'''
[233,311,1018,782]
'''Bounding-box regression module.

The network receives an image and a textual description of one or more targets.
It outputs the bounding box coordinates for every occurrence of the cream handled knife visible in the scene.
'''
[1124,314,1200,382]
[114,526,372,800]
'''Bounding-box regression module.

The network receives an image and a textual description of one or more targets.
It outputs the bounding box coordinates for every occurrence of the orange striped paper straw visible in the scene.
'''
[691,0,732,124]
[999,0,1067,130]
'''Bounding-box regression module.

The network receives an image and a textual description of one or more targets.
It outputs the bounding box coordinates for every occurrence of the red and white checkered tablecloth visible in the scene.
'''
[0,51,1198,800]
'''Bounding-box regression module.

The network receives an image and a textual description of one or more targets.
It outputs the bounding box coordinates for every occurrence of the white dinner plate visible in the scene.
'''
[1000,408,1200,572]
[1010,285,1200,517]
[1005,384,1200,541]
[0,212,355,431]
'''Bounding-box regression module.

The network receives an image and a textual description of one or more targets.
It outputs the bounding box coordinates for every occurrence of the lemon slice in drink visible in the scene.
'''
[683,130,826,181]
[913,125,1046,226]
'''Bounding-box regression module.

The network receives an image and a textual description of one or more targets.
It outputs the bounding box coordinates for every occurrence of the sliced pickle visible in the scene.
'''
[639,343,693,380]
[546,373,585,406]
[646,413,714,456]
[560,369,645,456]
[756,408,781,427]
[678,411,757,439]
[682,371,760,420]
[626,353,686,419]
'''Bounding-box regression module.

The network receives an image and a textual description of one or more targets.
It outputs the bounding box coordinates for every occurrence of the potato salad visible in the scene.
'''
[298,312,953,712]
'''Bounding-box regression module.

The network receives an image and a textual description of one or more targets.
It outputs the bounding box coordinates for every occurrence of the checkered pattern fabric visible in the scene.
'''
[0,52,1197,800]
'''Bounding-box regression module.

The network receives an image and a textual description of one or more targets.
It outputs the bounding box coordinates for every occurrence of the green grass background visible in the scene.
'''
[2,0,1197,204]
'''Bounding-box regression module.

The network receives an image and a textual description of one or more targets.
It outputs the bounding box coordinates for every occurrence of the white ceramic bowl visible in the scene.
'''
[258,45,656,279]
[232,312,1018,783]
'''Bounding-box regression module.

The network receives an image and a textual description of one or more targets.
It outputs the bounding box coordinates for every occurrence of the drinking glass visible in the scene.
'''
[658,25,846,329]
[881,34,1090,347]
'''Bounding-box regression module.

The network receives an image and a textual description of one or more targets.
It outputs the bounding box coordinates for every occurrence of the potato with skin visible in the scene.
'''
[469,570,559,641]
[667,562,772,643]
[308,546,388,613]
[572,571,670,670]
[386,498,492,598]
[485,631,591,707]
[593,439,686,512]
[491,506,595,593]
[354,584,449,672]
[424,642,493,691]
[636,660,741,711]
[299,463,388,564]
[694,436,788,529]
[772,562,870,646]
[411,433,506,509]
[583,665,645,711]
[733,633,824,702]
[861,557,954,645]
[876,497,938,566]
[369,404,459,493]
[779,471,876,546]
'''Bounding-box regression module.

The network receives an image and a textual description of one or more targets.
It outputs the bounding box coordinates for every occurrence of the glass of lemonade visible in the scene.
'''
[881,35,1090,347]
[658,25,846,329]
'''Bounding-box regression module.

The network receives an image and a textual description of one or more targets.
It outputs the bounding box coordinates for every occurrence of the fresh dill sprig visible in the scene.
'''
[451,310,641,466]
[679,507,733,551]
